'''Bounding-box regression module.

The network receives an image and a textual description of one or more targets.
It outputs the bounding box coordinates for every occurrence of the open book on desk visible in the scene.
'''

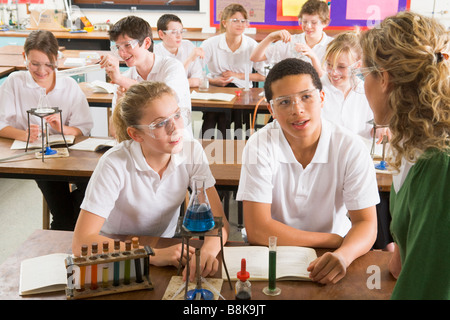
[10,135,75,150]
[19,253,68,295]
[69,137,117,151]
[190,90,235,102]
[222,246,317,281]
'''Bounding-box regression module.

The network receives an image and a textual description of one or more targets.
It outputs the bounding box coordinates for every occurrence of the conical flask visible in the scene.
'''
[183,176,215,232]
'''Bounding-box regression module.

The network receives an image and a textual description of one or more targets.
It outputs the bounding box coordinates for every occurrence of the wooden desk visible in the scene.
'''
[0,45,66,55]
[0,137,102,183]
[79,81,113,108]
[0,137,392,190]
[0,50,113,71]
[0,28,345,44]
[0,229,395,300]
[0,66,14,77]
[79,83,269,120]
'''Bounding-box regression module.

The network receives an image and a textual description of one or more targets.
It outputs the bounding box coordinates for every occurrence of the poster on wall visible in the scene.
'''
[210,0,411,30]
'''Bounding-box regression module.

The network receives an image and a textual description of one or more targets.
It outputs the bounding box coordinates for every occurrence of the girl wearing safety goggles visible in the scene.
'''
[73,81,229,282]
[0,30,93,231]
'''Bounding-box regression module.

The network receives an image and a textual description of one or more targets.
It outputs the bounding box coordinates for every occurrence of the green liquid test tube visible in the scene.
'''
[132,237,143,283]
[113,239,120,286]
[262,236,281,296]
[268,250,277,290]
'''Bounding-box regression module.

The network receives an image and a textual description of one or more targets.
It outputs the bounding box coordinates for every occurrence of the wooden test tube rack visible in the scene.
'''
[65,245,154,300]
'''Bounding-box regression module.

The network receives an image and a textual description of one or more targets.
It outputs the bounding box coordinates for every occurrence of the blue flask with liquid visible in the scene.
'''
[183,177,215,232]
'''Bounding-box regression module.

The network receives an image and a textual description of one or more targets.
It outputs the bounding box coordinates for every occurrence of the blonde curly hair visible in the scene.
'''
[360,11,450,171]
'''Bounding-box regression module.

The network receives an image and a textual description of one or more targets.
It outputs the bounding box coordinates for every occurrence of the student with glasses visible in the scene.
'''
[0,30,93,230]
[251,0,333,77]
[236,58,379,284]
[199,3,266,139]
[99,16,191,137]
[320,31,390,141]
[155,14,203,88]
[73,81,229,281]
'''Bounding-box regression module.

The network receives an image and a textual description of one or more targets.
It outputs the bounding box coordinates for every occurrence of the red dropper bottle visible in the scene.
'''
[235,258,251,300]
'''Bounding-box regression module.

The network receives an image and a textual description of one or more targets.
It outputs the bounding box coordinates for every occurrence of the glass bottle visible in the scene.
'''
[183,176,215,232]
[235,258,251,300]
[199,70,209,91]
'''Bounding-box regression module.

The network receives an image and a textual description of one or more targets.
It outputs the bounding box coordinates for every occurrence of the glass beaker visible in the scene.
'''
[183,176,215,232]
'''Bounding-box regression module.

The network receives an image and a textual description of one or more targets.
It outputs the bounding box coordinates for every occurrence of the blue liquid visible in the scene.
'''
[183,205,215,232]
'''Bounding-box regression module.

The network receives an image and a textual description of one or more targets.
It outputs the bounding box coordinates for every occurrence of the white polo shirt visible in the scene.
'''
[112,54,191,114]
[265,32,333,66]
[81,137,215,237]
[201,33,267,88]
[236,119,379,237]
[0,71,93,136]
[154,40,203,80]
[321,75,374,139]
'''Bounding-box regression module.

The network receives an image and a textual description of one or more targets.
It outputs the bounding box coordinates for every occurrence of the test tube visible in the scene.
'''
[262,236,281,296]
[102,241,109,288]
[77,245,88,292]
[90,243,98,290]
[123,240,132,285]
[132,237,143,283]
[112,239,120,286]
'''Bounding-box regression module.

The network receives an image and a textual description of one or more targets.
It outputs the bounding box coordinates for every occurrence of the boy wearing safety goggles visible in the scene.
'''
[155,14,203,88]
[99,15,191,136]
[250,0,333,77]
[236,58,379,285]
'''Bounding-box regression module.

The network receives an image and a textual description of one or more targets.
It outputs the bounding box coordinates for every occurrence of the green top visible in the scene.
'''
[390,148,450,300]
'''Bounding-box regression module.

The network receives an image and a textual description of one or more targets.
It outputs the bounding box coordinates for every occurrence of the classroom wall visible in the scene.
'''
[20,0,450,30]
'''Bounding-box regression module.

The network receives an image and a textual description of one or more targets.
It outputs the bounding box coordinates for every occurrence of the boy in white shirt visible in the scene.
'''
[250,0,333,77]
[155,14,203,88]
[199,3,266,139]
[99,15,191,136]
[236,58,379,284]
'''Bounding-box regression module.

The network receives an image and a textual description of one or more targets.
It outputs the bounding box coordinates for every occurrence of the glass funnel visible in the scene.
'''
[183,176,215,232]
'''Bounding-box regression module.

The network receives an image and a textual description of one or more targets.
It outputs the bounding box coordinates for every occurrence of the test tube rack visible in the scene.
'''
[65,244,154,300]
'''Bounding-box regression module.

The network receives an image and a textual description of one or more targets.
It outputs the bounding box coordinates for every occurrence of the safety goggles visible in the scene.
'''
[25,59,57,71]
[228,19,250,25]
[162,28,187,36]
[269,88,320,112]
[110,39,140,56]
[133,108,190,139]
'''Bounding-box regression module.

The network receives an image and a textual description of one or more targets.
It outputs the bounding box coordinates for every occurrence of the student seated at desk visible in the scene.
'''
[322,31,393,251]
[321,31,374,140]
[359,11,450,299]
[199,3,266,139]
[250,0,333,77]
[154,14,203,88]
[236,58,379,284]
[72,81,229,281]
[99,15,191,136]
[0,30,93,231]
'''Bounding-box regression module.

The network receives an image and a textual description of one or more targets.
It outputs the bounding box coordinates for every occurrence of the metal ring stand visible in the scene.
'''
[25,108,69,162]
[175,216,232,300]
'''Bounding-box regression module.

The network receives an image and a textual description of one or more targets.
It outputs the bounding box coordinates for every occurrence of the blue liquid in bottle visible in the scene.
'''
[183,204,215,232]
